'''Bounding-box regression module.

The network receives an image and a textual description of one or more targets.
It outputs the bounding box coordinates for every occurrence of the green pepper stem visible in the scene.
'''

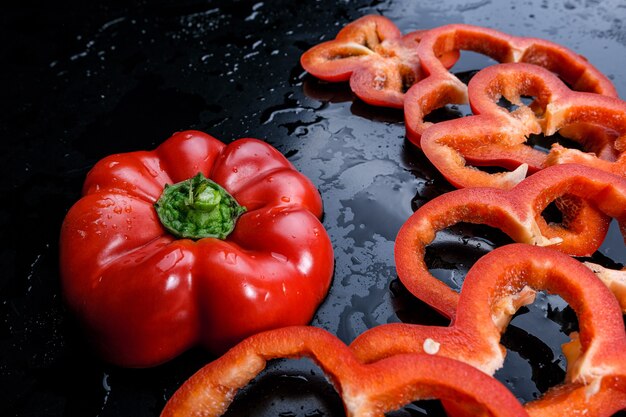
[155,173,246,240]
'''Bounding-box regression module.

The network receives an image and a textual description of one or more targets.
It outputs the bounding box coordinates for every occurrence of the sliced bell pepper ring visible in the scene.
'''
[394,164,626,320]
[404,23,618,146]
[394,185,541,319]
[510,164,622,256]
[300,15,458,108]
[59,130,334,367]
[351,243,626,417]
[419,62,626,190]
[161,325,530,417]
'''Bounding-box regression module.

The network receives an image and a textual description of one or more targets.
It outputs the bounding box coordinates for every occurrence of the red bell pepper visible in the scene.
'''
[300,15,458,108]
[59,130,334,367]
[161,326,530,417]
[351,244,626,417]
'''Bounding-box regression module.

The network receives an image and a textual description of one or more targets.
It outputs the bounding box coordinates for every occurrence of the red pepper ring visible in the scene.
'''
[351,244,626,417]
[404,23,618,146]
[300,15,459,108]
[395,164,626,320]
[420,63,626,190]
[395,185,542,318]
[510,163,623,256]
[60,130,334,367]
[160,326,530,417]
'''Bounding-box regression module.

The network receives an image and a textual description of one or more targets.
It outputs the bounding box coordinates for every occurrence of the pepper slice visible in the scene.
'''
[394,164,626,319]
[351,244,626,417]
[419,62,626,190]
[161,326,529,417]
[404,23,618,145]
[300,15,458,108]
[60,130,334,367]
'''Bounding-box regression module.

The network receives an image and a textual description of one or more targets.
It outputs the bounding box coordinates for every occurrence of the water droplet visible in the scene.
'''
[271,252,288,262]
[156,249,185,272]
[280,196,290,203]
[225,252,238,264]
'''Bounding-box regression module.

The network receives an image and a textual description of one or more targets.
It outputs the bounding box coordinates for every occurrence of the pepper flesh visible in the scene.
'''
[160,326,530,417]
[60,130,334,367]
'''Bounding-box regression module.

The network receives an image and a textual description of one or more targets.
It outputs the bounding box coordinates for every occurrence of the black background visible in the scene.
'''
[2,0,626,416]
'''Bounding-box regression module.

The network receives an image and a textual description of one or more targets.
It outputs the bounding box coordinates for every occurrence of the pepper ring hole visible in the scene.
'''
[425,223,514,293]
[495,291,578,403]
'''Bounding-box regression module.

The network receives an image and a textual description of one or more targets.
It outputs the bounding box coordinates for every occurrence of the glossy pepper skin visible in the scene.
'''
[59,130,334,368]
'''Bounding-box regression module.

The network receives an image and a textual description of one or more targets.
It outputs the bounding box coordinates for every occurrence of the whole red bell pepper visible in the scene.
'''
[59,130,334,367]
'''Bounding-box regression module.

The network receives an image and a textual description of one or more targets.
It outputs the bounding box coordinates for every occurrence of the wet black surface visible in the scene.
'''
[2,0,626,416]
